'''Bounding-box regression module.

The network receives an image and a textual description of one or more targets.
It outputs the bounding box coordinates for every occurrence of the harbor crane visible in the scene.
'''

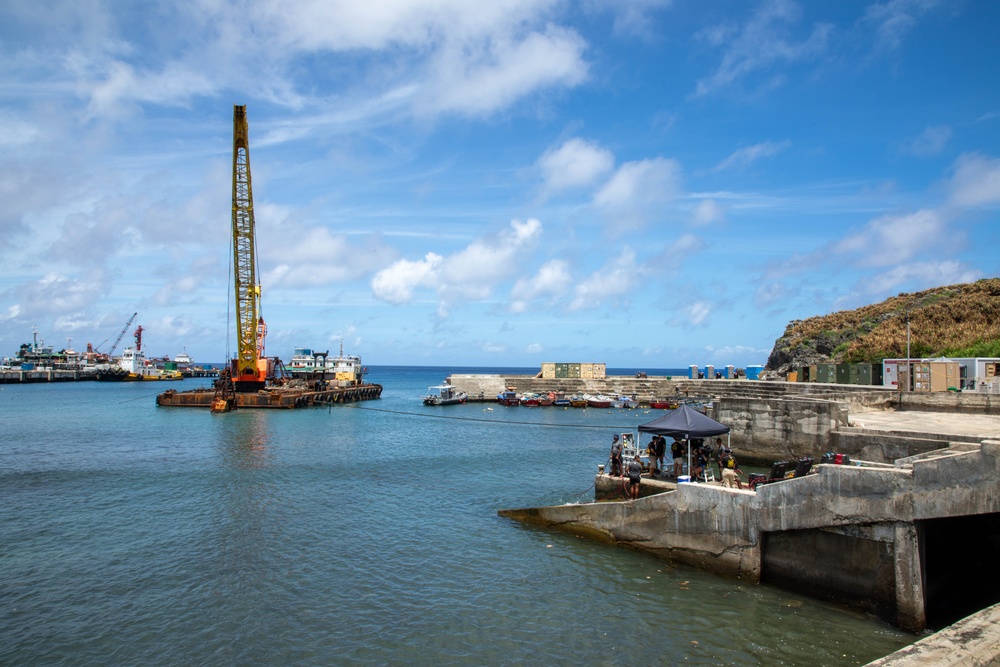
[214,105,273,412]
[99,312,138,356]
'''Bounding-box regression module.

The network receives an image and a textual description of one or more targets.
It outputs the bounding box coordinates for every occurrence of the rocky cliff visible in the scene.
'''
[765,278,1000,374]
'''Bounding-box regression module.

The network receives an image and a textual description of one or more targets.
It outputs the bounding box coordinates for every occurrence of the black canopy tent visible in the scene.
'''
[638,404,731,480]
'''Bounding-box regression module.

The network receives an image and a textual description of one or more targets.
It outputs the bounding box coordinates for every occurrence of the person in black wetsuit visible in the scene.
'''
[626,455,643,500]
[609,434,623,477]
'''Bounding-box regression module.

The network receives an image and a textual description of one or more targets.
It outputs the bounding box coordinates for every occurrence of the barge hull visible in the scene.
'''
[156,384,382,408]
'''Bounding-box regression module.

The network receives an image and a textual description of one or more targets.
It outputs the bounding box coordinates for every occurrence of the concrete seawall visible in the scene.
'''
[500,440,1000,633]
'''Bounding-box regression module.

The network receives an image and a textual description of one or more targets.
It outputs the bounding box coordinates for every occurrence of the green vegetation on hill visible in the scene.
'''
[766,278,1000,372]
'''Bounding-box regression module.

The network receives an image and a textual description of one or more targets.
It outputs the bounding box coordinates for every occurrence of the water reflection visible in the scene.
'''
[218,410,272,470]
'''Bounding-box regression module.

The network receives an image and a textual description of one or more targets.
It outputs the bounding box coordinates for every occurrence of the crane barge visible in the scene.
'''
[156,105,381,409]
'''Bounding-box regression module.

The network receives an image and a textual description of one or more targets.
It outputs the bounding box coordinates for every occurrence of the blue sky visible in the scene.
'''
[1,0,998,368]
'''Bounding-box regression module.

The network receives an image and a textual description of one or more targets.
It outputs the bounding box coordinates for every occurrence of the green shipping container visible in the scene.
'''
[836,364,851,384]
[854,364,872,386]
[816,364,836,383]
[555,363,569,379]
[568,363,581,378]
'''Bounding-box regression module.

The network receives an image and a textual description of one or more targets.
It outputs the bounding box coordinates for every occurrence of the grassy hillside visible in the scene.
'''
[766,278,1000,371]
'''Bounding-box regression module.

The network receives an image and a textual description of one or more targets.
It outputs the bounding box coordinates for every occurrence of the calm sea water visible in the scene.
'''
[1,366,913,666]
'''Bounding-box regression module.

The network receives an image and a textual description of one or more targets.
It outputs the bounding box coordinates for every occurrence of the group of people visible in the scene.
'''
[609,433,745,500]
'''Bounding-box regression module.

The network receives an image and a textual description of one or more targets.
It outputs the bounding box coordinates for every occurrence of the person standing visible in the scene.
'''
[626,454,643,500]
[672,438,685,479]
[721,452,743,489]
[715,438,731,477]
[646,437,659,477]
[654,435,666,478]
[609,434,623,477]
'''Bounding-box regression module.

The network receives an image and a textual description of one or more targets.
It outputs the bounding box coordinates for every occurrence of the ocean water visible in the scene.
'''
[1,366,913,666]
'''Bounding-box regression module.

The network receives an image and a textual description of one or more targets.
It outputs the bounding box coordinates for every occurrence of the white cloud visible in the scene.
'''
[580,0,673,37]
[371,218,542,310]
[418,26,588,117]
[371,252,444,304]
[592,158,682,231]
[537,138,615,195]
[711,140,790,172]
[832,209,947,267]
[863,0,943,52]
[510,259,571,312]
[686,300,711,325]
[0,271,109,321]
[525,342,543,354]
[855,260,980,296]
[947,153,1000,208]
[569,247,639,311]
[754,282,792,308]
[439,218,541,301]
[649,233,705,269]
[693,0,832,97]
[262,229,396,288]
[691,199,725,225]
[40,0,589,122]
[900,125,951,156]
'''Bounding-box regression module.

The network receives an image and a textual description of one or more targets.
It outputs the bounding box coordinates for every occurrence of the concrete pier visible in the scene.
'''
[501,440,1000,633]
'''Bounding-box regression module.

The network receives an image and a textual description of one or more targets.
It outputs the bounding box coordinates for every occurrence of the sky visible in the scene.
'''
[1,0,999,369]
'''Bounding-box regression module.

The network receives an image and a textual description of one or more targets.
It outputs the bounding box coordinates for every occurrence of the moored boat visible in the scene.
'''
[550,392,571,407]
[96,325,181,381]
[423,384,468,406]
[520,392,554,406]
[569,395,589,408]
[649,399,678,409]
[285,342,370,387]
[586,394,613,409]
[614,395,640,409]
[497,388,520,406]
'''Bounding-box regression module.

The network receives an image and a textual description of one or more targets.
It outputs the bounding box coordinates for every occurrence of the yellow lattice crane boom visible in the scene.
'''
[229,104,271,392]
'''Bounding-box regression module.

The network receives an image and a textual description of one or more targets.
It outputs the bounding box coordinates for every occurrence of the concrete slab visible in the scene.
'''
[849,410,1000,439]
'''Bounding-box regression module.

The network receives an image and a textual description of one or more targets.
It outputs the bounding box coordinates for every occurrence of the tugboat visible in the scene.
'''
[96,325,181,381]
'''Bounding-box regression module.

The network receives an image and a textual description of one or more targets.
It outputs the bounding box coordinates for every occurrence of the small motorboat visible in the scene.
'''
[423,384,468,406]
[614,395,640,409]
[497,388,520,406]
[586,394,613,409]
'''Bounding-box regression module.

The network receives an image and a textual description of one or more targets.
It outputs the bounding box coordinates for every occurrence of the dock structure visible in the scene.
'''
[0,369,97,383]
[156,383,382,408]
[502,438,1000,634]
[449,373,999,465]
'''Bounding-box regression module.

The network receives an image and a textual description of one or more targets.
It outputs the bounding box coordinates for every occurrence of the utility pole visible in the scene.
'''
[906,314,912,392]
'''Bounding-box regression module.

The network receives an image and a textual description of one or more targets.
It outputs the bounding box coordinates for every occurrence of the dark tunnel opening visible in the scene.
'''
[921,512,1000,629]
